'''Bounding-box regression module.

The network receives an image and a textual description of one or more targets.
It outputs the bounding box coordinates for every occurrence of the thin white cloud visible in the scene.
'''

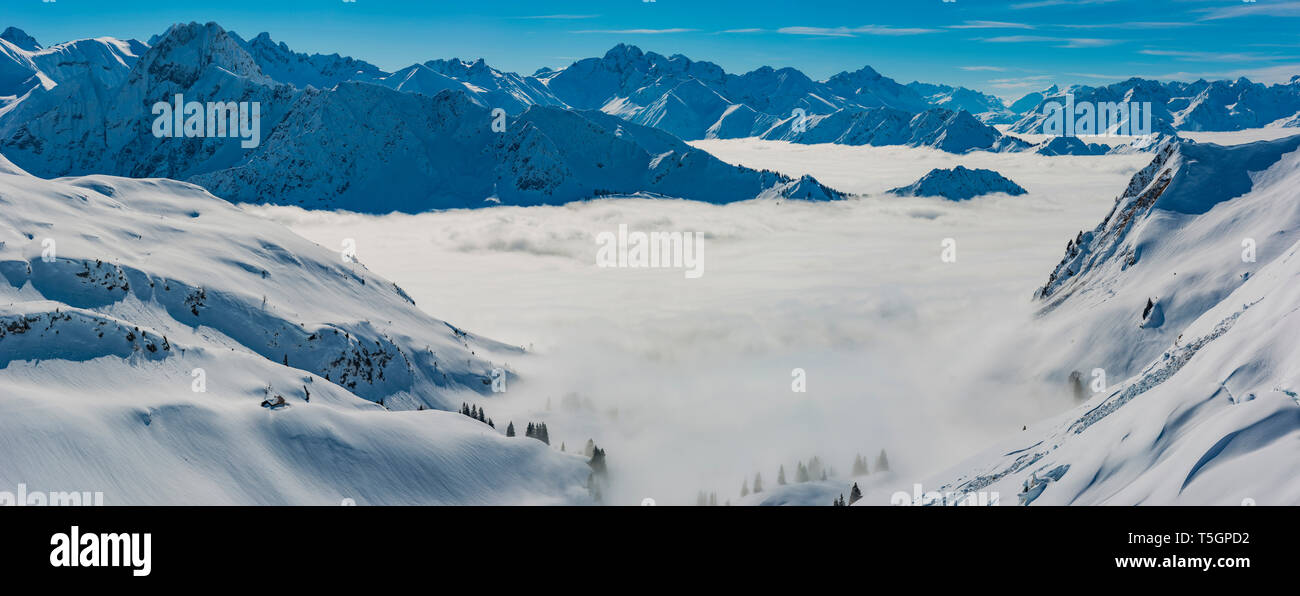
[986,74,1055,90]
[777,25,941,37]
[1059,21,1196,30]
[513,14,601,20]
[1063,72,1133,80]
[573,28,698,34]
[947,21,1036,30]
[1143,64,1300,85]
[1011,0,1121,9]
[1200,1,1300,21]
[982,35,1122,48]
[1140,49,1293,63]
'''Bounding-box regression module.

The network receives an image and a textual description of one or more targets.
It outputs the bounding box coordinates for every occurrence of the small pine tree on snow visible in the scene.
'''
[506,422,515,437]
[777,465,787,485]
[833,494,845,506]
[849,482,863,505]
[753,472,763,494]
[488,418,494,428]
[875,449,890,473]
[740,479,749,497]
[796,462,810,483]
[525,422,535,438]
[561,442,566,452]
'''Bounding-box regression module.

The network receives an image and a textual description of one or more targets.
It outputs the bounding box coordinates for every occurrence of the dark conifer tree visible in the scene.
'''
[588,446,607,477]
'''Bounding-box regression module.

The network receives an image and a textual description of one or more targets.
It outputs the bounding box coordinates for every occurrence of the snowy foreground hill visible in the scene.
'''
[864,136,1300,505]
[0,154,592,504]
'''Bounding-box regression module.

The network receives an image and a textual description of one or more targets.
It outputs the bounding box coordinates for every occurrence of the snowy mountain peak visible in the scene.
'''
[137,22,267,87]
[232,29,386,89]
[603,42,646,64]
[1,27,40,51]
[830,65,882,83]
[887,165,1027,200]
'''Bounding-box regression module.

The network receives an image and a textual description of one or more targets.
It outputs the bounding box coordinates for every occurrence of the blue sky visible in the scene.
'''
[8,0,1300,99]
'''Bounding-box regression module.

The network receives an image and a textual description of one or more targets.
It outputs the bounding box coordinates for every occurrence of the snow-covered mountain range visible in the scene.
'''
[890,136,1300,505]
[1010,77,1300,135]
[760,105,1031,153]
[11,21,1294,197]
[906,81,1016,124]
[0,23,841,212]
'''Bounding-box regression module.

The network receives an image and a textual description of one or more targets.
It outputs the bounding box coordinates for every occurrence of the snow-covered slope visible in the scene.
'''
[193,84,841,211]
[0,153,591,504]
[892,135,1300,505]
[1008,84,1059,116]
[886,165,1027,200]
[0,28,143,98]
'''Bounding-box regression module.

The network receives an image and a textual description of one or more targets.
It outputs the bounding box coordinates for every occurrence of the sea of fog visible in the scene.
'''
[247,140,1155,505]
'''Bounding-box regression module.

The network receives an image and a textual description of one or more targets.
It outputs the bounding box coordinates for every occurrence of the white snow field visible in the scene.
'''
[0,154,592,505]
